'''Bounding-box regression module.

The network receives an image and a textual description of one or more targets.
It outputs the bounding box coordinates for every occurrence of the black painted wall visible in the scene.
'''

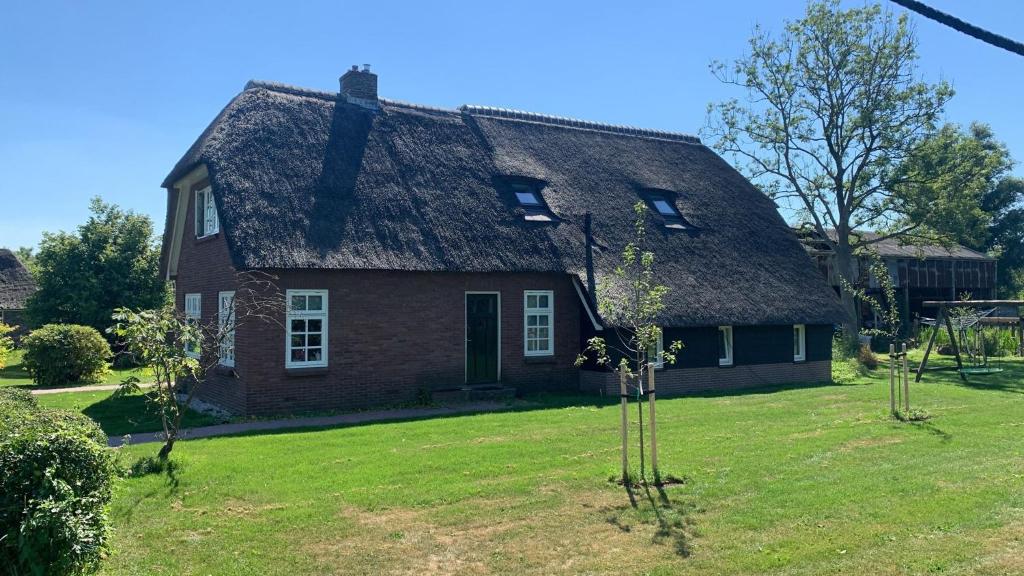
[579,315,834,371]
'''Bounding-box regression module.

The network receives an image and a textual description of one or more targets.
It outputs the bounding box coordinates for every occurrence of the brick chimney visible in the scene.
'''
[339,64,378,110]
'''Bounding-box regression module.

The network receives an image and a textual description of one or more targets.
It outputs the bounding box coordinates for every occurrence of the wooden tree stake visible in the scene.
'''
[648,366,657,477]
[902,342,910,413]
[620,370,629,482]
[889,343,896,417]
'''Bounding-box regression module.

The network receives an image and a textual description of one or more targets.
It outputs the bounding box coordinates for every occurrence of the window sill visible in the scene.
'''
[718,363,734,368]
[523,354,556,364]
[284,366,329,378]
[195,233,220,244]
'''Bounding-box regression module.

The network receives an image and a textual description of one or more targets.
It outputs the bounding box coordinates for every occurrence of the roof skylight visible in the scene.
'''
[508,181,557,223]
[515,190,542,206]
[652,199,680,217]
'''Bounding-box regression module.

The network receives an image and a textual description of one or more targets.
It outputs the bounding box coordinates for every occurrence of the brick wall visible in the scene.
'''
[579,360,831,396]
[236,269,581,416]
[172,179,246,413]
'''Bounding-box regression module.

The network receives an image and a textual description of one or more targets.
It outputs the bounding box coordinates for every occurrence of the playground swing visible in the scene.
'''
[916,299,1021,382]
[953,309,1004,376]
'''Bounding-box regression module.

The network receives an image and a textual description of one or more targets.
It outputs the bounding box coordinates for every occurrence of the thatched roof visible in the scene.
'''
[798,228,994,261]
[0,249,36,311]
[163,81,844,327]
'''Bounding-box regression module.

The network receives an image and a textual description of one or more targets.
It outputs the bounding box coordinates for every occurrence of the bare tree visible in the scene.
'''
[109,272,284,458]
[705,0,953,336]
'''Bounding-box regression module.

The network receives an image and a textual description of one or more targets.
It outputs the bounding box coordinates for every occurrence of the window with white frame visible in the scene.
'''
[184,293,202,358]
[718,326,733,367]
[286,289,328,368]
[524,290,554,356]
[195,186,219,238]
[648,328,665,369]
[218,291,235,367]
[793,324,806,362]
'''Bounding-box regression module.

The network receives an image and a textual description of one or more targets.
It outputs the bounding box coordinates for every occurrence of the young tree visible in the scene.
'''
[705,0,953,336]
[576,202,682,482]
[109,273,283,459]
[27,197,165,335]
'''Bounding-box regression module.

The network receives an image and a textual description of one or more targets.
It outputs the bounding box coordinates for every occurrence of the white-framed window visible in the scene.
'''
[218,291,235,367]
[184,293,202,358]
[718,326,733,367]
[195,186,219,238]
[793,324,806,362]
[524,290,554,356]
[648,328,664,370]
[286,289,328,368]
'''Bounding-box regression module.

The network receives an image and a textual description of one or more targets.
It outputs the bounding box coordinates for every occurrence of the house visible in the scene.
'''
[795,228,998,328]
[0,249,37,338]
[160,66,845,416]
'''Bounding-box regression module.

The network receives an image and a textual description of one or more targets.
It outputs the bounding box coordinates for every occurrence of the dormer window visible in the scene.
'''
[509,181,556,222]
[195,186,219,238]
[642,190,691,230]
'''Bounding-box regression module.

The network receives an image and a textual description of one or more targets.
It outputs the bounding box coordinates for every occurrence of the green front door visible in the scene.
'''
[466,293,499,383]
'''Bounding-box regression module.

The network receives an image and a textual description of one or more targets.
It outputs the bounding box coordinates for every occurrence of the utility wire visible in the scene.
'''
[889,0,1024,57]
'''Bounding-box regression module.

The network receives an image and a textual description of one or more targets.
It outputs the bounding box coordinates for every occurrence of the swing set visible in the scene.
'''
[915,300,1024,382]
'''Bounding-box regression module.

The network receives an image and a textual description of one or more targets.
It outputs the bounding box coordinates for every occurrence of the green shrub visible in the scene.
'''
[21,324,111,387]
[0,389,114,575]
[0,322,14,369]
[857,345,879,370]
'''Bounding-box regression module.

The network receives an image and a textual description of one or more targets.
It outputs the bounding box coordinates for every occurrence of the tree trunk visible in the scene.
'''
[834,240,861,338]
[158,438,175,460]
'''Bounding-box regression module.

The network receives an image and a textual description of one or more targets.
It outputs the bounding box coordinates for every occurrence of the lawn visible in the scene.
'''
[1,349,153,389]
[99,353,1023,575]
[36,388,223,437]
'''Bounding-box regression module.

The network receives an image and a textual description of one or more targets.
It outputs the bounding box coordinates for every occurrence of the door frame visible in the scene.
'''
[464,291,501,383]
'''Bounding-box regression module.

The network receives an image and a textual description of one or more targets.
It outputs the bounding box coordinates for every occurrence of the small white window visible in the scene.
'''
[218,291,235,367]
[793,324,806,362]
[286,289,328,368]
[195,186,219,238]
[718,326,733,367]
[184,293,202,358]
[648,328,664,370]
[524,290,554,356]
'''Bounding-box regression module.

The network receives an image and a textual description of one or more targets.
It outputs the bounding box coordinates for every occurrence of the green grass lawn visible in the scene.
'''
[36,388,223,437]
[1,349,153,389]
[97,353,1023,575]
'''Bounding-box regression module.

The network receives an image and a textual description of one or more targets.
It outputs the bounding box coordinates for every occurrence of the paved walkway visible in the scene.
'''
[108,401,510,447]
[31,382,155,395]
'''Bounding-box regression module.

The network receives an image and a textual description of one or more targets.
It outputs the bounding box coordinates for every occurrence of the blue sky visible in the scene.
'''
[2,0,1022,249]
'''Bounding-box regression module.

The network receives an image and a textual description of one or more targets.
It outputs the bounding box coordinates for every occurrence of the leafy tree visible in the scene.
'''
[109,273,283,459]
[26,198,165,335]
[895,124,1024,296]
[576,202,682,482]
[705,0,953,335]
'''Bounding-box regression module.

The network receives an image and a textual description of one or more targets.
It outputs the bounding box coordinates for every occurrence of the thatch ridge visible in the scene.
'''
[162,81,845,327]
[0,249,36,311]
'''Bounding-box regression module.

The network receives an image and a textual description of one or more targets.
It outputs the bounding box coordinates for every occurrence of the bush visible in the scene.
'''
[857,345,879,370]
[21,324,111,387]
[0,388,115,575]
[0,322,14,369]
